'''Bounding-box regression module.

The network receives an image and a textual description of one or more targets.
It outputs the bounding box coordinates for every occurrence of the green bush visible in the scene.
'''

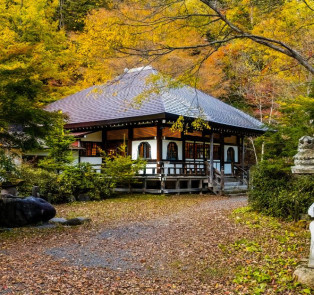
[58,163,113,201]
[17,164,64,202]
[17,163,110,203]
[0,149,18,182]
[249,160,314,220]
[16,151,146,203]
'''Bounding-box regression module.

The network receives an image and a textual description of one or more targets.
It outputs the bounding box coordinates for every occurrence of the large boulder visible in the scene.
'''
[0,196,56,227]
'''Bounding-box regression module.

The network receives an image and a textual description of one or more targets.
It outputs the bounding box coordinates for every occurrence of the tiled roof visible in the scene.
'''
[46,66,265,132]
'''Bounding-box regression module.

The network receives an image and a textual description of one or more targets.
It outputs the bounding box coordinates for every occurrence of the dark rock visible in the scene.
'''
[0,196,56,227]
[64,217,91,226]
[77,194,90,202]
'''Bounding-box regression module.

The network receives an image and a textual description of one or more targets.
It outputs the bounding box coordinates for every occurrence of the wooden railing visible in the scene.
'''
[232,163,249,185]
[141,161,206,176]
[211,167,224,191]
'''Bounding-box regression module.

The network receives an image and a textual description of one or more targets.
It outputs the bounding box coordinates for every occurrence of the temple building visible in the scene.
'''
[43,66,266,194]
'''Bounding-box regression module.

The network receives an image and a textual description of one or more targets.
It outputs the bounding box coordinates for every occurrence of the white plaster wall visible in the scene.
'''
[162,140,182,160]
[81,131,102,142]
[72,151,80,165]
[24,150,49,156]
[80,157,102,165]
[132,139,157,160]
[80,157,102,172]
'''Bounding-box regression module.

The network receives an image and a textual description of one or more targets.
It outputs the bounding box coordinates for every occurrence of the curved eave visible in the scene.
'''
[64,112,266,136]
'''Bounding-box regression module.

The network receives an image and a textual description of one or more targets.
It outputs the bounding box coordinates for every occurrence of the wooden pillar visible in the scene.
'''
[199,179,203,195]
[157,123,162,174]
[127,127,133,157]
[102,128,107,151]
[182,131,185,162]
[143,179,147,194]
[188,178,192,194]
[241,136,245,171]
[181,131,186,174]
[209,133,214,185]
[220,133,225,171]
[176,179,180,195]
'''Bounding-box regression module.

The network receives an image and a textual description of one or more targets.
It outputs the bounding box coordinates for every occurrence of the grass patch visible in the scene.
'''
[225,206,312,294]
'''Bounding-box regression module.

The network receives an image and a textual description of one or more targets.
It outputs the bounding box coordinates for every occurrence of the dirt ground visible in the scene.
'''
[0,195,296,294]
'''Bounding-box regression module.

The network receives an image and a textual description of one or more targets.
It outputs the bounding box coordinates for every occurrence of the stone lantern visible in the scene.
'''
[292,136,314,288]
[291,136,314,174]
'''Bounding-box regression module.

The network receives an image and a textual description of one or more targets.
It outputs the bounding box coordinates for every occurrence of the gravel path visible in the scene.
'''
[1,195,249,294]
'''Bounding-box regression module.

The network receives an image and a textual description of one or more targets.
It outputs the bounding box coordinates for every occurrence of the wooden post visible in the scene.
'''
[188,178,192,194]
[199,179,203,195]
[241,136,245,171]
[209,133,214,185]
[127,127,133,157]
[102,128,107,151]
[161,177,165,194]
[157,123,162,174]
[176,179,180,195]
[143,178,147,194]
[220,133,225,172]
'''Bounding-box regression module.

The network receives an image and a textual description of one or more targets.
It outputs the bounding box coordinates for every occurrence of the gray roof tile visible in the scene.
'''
[46,67,265,132]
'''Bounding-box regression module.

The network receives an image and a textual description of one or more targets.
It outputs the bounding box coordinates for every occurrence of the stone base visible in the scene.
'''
[293,261,314,288]
[291,166,314,174]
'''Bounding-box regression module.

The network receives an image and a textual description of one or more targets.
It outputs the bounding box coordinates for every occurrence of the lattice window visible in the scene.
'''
[81,142,102,157]
[138,142,151,159]
[167,142,178,160]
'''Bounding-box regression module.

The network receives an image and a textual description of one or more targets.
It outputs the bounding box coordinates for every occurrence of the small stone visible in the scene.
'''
[293,262,314,288]
[64,217,91,226]
[49,217,68,225]
[77,194,90,202]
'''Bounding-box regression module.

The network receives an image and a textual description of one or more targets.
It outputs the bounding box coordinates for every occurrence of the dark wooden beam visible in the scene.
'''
[209,133,214,185]
[220,133,225,171]
[156,123,162,173]
[128,127,133,157]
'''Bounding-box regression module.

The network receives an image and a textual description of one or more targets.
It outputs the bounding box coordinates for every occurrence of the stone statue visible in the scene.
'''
[308,203,314,268]
[291,136,314,174]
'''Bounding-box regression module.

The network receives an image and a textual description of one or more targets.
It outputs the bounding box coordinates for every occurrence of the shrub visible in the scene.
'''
[0,149,18,182]
[58,163,112,201]
[17,164,61,201]
[249,160,314,220]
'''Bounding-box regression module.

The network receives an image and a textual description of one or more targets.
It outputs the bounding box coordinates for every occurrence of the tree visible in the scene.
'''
[0,0,79,150]
[39,116,75,173]
[86,0,313,75]
[57,0,112,31]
